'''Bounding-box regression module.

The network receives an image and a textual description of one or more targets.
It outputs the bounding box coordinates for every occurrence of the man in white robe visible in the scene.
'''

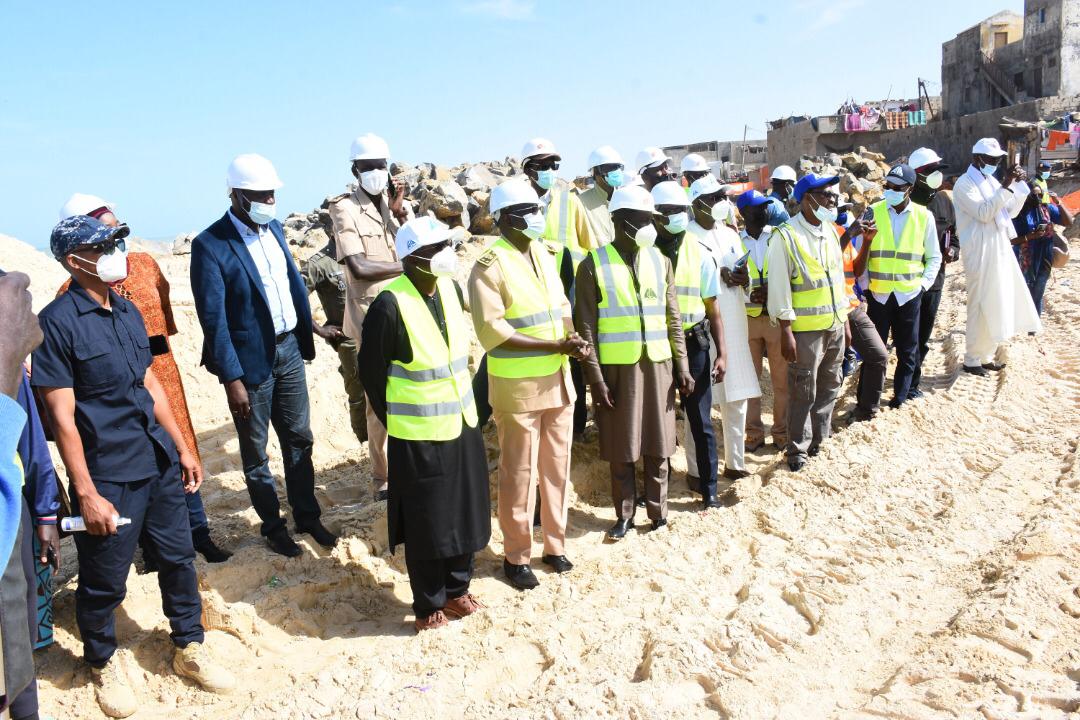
[952,138,1042,376]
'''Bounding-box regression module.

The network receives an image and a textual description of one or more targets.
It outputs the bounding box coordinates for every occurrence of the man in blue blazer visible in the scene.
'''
[190,154,336,556]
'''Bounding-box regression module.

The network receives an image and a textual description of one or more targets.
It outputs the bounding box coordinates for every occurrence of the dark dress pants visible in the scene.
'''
[867,293,922,406]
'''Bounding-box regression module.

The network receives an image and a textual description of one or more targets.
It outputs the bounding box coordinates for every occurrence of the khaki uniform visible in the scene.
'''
[329,188,402,484]
[468,241,574,565]
[577,184,615,247]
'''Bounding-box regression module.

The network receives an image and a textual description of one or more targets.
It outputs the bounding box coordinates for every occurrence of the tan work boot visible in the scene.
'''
[173,641,236,693]
[92,657,138,718]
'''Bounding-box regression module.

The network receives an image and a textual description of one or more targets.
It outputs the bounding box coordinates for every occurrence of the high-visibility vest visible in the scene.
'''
[1034,177,1050,203]
[544,186,588,272]
[384,275,478,441]
[591,243,673,364]
[774,222,848,332]
[867,201,930,296]
[841,240,860,310]
[673,236,707,329]
[742,232,770,318]
[486,237,567,379]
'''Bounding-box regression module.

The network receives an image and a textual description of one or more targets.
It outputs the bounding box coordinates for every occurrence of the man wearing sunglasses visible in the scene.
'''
[765,174,851,472]
[635,146,679,192]
[34,217,235,716]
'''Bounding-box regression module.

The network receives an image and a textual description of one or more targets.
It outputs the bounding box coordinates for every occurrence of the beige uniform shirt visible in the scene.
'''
[577,184,615,247]
[765,213,847,329]
[329,188,402,341]
[468,240,575,414]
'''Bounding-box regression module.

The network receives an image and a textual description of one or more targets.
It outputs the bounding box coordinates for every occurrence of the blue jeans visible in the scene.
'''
[232,333,320,536]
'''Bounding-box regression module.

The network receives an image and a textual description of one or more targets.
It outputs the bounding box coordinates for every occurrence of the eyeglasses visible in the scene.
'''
[503,204,540,217]
[528,159,560,171]
[807,191,838,207]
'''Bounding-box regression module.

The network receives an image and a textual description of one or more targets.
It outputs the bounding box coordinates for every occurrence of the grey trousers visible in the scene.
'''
[848,305,888,417]
[611,456,668,522]
[785,324,845,462]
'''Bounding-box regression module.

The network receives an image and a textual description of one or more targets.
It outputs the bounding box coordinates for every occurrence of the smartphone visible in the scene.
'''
[861,207,875,223]
[733,250,751,269]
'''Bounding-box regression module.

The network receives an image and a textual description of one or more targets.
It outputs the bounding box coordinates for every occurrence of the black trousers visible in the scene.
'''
[403,547,474,617]
[679,329,717,498]
[910,285,942,392]
[570,359,588,435]
[867,292,922,406]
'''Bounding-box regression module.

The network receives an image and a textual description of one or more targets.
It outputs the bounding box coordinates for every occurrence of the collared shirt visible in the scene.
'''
[301,245,347,328]
[858,202,941,306]
[228,210,297,335]
[577,184,615,247]
[31,280,177,483]
[740,225,773,271]
[656,234,719,300]
[765,213,846,328]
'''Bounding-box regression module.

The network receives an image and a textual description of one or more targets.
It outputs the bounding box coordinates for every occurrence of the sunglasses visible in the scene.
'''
[75,237,127,255]
[529,160,560,171]
[503,204,540,218]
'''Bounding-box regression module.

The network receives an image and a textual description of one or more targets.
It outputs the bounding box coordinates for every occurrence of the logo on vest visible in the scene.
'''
[644,288,657,300]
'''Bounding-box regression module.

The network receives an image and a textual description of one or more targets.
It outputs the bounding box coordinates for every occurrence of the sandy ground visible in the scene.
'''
[1,232,1078,719]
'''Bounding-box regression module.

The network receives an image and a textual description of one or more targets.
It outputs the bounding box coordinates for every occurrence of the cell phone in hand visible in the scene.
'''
[733,250,751,269]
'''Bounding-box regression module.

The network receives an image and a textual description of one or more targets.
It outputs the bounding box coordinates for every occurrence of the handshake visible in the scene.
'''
[555,332,591,360]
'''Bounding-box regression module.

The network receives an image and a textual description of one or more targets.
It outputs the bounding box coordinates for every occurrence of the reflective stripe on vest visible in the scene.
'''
[385,275,478,441]
[867,201,928,295]
[775,223,848,332]
[841,242,860,309]
[486,237,568,379]
[673,235,706,329]
[591,244,673,364]
[742,234,770,317]
[544,187,588,271]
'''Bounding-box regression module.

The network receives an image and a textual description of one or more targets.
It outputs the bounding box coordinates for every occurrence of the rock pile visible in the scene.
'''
[793,145,889,212]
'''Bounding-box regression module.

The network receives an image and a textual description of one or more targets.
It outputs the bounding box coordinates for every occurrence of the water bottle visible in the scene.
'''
[61,516,132,532]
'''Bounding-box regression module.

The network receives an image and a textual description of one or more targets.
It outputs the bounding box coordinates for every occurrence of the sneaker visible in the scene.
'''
[173,642,236,694]
[92,657,138,718]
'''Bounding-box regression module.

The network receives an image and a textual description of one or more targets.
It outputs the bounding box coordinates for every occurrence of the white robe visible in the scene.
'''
[953,166,1042,366]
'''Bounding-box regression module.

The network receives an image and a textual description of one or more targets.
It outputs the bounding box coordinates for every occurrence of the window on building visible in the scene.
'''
[994,31,1009,49]
[1048,55,1057,67]
[1014,72,1024,91]
[1039,7,1046,23]
[1033,68,1042,96]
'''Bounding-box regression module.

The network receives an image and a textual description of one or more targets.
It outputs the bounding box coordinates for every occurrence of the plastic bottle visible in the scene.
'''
[60,516,132,532]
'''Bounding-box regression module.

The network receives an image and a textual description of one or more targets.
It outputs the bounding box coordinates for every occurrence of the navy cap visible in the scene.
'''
[884,163,917,187]
[736,190,771,210]
[792,173,839,203]
[50,216,130,260]
[1038,160,1052,169]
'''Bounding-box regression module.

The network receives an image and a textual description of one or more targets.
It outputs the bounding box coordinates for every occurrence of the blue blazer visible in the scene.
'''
[190,213,315,386]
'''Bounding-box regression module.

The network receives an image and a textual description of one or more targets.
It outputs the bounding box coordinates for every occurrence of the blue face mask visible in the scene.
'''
[663,212,689,234]
[241,192,276,225]
[536,169,557,190]
[1040,171,1050,180]
[979,162,999,177]
[884,189,908,207]
[605,169,625,189]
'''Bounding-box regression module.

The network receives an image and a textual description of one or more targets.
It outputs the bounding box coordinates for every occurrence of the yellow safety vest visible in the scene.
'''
[591,244,672,364]
[774,222,848,332]
[673,236,707,329]
[742,233,770,318]
[1034,177,1050,204]
[543,186,588,272]
[486,237,567,379]
[867,201,929,296]
[384,275,478,441]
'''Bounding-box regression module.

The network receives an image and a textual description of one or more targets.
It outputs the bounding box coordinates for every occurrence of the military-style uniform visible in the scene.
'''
[329,188,404,487]
[468,239,575,566]
[301,244,367,443]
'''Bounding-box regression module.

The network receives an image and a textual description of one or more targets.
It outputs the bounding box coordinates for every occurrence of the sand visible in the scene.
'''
[1,232,1078,719]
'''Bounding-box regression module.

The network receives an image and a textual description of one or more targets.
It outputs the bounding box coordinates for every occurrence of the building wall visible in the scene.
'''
[941,10,1024,118]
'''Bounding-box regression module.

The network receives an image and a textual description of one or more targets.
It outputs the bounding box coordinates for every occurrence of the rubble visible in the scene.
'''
[172,232,196,255]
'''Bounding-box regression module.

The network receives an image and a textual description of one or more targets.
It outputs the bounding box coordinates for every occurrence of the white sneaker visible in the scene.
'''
[173,641,236,693]
[92,657,138,718]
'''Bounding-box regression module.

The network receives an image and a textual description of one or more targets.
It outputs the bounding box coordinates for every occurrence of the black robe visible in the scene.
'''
[358,280,491,560]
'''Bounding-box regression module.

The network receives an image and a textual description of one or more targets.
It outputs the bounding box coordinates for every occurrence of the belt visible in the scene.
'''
[683,319,707,336]
[275,331,292,344]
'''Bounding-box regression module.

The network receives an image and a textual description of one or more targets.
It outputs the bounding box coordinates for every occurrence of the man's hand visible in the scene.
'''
[78,490,119,536]
[712,354,727,383]
[556,333,590,359]
[389,177,408,221]
[225,379,251,421]
[0,271,43,399]
[749,284,767,305]
[861,218,878,243]
[677,370,695,397]
[179,450,203,494]
[36,524,60,570]
[1006,164,1028,185]
[591,382,615,410]
[781,327,797,363]
[314,323,347,345]
[721,266,749,288]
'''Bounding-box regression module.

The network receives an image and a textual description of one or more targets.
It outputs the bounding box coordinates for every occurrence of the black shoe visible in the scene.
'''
[888,397,904,410]
[963,364,989,376]
[847,410,875,424]
[787,458,806,472]
[267,530,302,557]
[606,518,634,541]
[982,361,1006,371]
[373,489,389,502]
[194,535,233,563]
[634,496,646,509]
[807,445,820,457]
[297,521,339,549]
[541,554,573,573]
[702,497,723,509]
[503,560,540,590]
[650,518,668,532]
[907,388,924,401]
[141,549,159,574]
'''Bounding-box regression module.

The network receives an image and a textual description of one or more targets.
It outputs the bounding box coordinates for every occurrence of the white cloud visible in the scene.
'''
[459,0,535,20]
[799,0,866,32]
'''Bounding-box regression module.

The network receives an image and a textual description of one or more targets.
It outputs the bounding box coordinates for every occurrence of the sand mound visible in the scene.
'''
[1,233,1078,719]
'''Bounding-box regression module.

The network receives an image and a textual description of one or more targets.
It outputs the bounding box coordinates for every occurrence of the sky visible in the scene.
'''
[0,0,1023,248]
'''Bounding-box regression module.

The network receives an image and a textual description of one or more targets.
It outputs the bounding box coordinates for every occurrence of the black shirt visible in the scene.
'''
[31,279,177,483]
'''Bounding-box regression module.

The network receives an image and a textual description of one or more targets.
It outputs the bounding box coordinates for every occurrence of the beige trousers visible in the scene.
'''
[745,314,789,446]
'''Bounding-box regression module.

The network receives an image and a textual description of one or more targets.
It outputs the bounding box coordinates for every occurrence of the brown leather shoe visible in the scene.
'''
[444,593,485,620]
[413,610,449,633]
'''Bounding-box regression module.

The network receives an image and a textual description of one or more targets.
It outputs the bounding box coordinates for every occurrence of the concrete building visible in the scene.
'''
[660,138,767,179]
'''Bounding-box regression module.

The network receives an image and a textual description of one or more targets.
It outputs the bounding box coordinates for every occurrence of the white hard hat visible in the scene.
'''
[226,154,283,191]
[908,147,944,170]
[770,165,797,182]
[587,145,623,170]
[609,185,655,214]
[395,215,452,260]
[59,193,115,220]
[350,133,390,161]
[972,137,1007,157]
[650,180,690,208]
[624,172,645,188]
[490,179,541,215]
[680,153,710,173]
[689,175,723,202]
[635,146,671,173]
[521,137,560,160]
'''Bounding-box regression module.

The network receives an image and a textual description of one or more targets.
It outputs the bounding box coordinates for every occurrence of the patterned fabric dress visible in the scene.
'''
[58,252,200,462]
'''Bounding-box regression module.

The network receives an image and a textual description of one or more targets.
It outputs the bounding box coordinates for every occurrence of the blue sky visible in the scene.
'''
[1,0,1022,247]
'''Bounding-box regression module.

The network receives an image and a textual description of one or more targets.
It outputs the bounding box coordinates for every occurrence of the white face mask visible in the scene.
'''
[418,245,457,278]
[633,223,658,248]
[979,161,999,178]
[710,200,730,223]
[924,170,943,189]
[523,211,546,241]
[809,195,839,224]
[72,247,129,285]
[360,169,389,196]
